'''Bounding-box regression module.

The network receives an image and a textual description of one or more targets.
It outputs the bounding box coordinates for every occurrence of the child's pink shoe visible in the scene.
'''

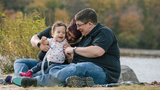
[19,70,33,77]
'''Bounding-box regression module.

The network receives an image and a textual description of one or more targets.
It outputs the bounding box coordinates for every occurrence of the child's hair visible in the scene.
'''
[51,21,67,34]
[68,19,82,40]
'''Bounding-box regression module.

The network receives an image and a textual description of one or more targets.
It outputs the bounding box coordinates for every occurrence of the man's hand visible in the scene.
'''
[66,53,73,63]
[64,47,74,56]
[63,44,73,63]
[65,47,74,63]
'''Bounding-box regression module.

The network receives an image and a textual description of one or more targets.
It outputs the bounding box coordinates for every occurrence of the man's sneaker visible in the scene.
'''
[65,76,94,87]
[19,70,33,77]
[12,77,37,88]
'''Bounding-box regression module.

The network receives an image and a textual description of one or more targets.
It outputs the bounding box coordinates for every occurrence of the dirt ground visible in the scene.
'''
[0,73,114,90]
[0,84,114,90]
[1,74,160,90]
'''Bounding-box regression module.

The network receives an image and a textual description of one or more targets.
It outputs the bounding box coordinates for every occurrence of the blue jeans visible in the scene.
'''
[14,59,44,77]
[36,62,108,86]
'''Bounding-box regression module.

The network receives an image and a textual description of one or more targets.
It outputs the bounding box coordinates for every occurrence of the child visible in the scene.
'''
[19,21,69,77]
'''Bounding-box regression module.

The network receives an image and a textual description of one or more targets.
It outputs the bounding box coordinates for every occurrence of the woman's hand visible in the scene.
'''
[40,44,50,52]
[41,36,49,45]
[40,36,50,52]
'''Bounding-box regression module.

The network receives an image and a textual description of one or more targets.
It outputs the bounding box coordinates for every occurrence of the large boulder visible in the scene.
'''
[118,65,139,82]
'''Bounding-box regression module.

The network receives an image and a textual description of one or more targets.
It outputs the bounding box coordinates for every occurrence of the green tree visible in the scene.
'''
[45,0,67,26]
[0,1,4,23]
[119,5,144,36]
[2,0,33,12]
[54,8,70,23]
[118,32,139,48]
[138,0,160,49]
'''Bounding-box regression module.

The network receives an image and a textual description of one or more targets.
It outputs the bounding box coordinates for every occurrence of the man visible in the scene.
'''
[12,8,121,87]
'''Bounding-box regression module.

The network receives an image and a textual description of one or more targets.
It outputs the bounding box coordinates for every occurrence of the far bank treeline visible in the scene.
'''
[0,0,160,50]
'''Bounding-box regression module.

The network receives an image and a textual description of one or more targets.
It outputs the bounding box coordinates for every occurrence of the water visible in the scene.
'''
[120,56,160,83]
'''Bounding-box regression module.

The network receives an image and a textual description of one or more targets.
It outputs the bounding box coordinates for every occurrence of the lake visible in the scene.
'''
[120,56,160,83]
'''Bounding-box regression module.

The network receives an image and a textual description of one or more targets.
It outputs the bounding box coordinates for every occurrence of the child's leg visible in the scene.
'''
[31,61,49,73]
[20,70,33,77]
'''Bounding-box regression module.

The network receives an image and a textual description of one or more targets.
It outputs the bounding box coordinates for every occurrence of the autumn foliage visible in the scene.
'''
[0,0,160,73]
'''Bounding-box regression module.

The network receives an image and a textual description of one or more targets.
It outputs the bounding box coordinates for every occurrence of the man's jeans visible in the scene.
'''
[36,62,108,86]
[14,59,107,86]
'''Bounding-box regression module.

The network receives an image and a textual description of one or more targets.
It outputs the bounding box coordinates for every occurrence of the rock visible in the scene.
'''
[118,65,139,82]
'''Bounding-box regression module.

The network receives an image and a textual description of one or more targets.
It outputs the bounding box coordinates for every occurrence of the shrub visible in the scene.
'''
[117,32,139,48]
[0,10,47,74]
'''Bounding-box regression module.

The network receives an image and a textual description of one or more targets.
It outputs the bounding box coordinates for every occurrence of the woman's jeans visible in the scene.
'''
[14,59,38,77]
[14,59,108,86]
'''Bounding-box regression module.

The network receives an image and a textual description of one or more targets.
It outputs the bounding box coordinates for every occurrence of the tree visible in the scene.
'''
[2,0,33,12]
[138,0,160,49]
[45,0,68,26]
[119,5,144,36]
[54,8,70,23]
[0,1,4,23]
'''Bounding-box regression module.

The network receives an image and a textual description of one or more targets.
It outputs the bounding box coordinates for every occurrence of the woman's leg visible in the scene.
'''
[14,59,38,76]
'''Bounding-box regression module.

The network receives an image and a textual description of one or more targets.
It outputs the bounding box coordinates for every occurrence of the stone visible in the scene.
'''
[118,65,139,82]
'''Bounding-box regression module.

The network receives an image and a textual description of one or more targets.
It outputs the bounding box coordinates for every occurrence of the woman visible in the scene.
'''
[5,19,82,83]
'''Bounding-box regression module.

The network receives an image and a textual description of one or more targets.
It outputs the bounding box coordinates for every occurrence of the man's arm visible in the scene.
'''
[65,46,105,58]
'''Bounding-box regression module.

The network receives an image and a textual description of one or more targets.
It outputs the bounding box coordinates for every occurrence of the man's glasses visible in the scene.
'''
[76,22,88,28]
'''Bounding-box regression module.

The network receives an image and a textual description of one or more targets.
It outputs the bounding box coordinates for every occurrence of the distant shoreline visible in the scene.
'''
[120,48,160,58]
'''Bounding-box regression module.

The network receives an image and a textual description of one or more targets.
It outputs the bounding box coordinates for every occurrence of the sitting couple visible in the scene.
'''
[5,8,121,88]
